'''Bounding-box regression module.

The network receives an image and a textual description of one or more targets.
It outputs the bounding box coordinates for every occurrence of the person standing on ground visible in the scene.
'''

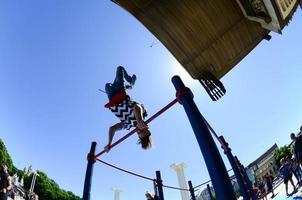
[290,132,302,167]
[289,157,302,186]
[279,158,296,196]
[265,176,275,198]
[0,162,12,200]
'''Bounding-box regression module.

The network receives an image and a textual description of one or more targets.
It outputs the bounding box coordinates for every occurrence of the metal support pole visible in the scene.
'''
[188,181,196,200]
[219,136,250,200]
[29,172,37,193]
[156,171,165,200]
[235,157,250,195]
[171,76,236,200]
[235,156,257,200]
[207,184,214,200]
[241,163,257,200]
[83,141,97,200]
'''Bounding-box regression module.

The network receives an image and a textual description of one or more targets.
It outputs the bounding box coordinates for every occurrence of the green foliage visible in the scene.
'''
[0,139,81,200]
[22,169,81,200]
[0,139,15,174]
[37,171,81,200]
[15,168,25,181]
[274,145,292,166]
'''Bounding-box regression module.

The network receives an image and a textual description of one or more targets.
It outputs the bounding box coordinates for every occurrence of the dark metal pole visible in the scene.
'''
[207,184,214,200]
[235,156,257,200]
[83,141,97,200]
[241,163,257,200]
[219,136,250,200]
[171,76,236,200]
[235,157,250,194]
[156,171,164,200]
[188,181,196,200]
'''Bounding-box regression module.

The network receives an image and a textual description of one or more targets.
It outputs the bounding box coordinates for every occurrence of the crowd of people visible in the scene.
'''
[253,126,302,199]
[254,175,275,199]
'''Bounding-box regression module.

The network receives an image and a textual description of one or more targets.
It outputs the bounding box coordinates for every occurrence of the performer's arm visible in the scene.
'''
[134,104,147,130]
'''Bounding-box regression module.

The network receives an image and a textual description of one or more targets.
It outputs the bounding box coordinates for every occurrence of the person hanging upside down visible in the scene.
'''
[103,66,152,152]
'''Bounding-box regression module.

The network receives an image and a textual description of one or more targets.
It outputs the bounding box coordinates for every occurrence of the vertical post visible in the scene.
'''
[188,181,196,200]
[235,156,257,200]
[170,163,190,200]
[219,136,250,200]
[29,172,37,193]
[156,171,165,200]
[83,141,97,200]
[241,163,257,200]
[172,76,236,200]
[112,188,122,200]
[207,184,214,200]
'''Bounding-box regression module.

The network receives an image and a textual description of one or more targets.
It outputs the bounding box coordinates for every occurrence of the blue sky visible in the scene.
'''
[0,1,301,199]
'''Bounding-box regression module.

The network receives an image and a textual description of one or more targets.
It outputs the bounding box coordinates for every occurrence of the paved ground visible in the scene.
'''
[265,179,302,200]
[237,179,302,200]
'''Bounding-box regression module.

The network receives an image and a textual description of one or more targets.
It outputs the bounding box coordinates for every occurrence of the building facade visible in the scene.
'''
[246,144,279,183]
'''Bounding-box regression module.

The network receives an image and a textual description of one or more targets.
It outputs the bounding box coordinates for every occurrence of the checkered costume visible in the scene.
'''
[109,96,148,130]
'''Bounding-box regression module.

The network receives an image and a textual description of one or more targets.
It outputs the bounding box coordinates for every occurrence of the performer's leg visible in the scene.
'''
[105,83,114,100]
[105,66,129,99]
[113,66,136,90]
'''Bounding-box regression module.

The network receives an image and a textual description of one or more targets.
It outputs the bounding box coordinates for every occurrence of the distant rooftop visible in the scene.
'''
[247,143,278,169]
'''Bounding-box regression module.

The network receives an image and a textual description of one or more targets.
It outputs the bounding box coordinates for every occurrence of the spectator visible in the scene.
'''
[258,181,267,200]
[252,183,260,198]
[290,132,302,167]
[265,176,275,198]
[289,156,302,185]
[6,189,16,200]
[279,158,296,196]
[0,162,13,200]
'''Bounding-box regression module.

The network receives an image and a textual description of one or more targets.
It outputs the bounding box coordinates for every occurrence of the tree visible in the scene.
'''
[23,171,81,200]
[274,145,292,167]
[0,138,81,200]
[0,139,16,174]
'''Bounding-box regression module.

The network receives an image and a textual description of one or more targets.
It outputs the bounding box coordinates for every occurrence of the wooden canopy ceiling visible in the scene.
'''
[112,0,270,80]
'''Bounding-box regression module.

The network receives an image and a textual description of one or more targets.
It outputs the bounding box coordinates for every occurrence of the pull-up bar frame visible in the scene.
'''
[83,76,237,200]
